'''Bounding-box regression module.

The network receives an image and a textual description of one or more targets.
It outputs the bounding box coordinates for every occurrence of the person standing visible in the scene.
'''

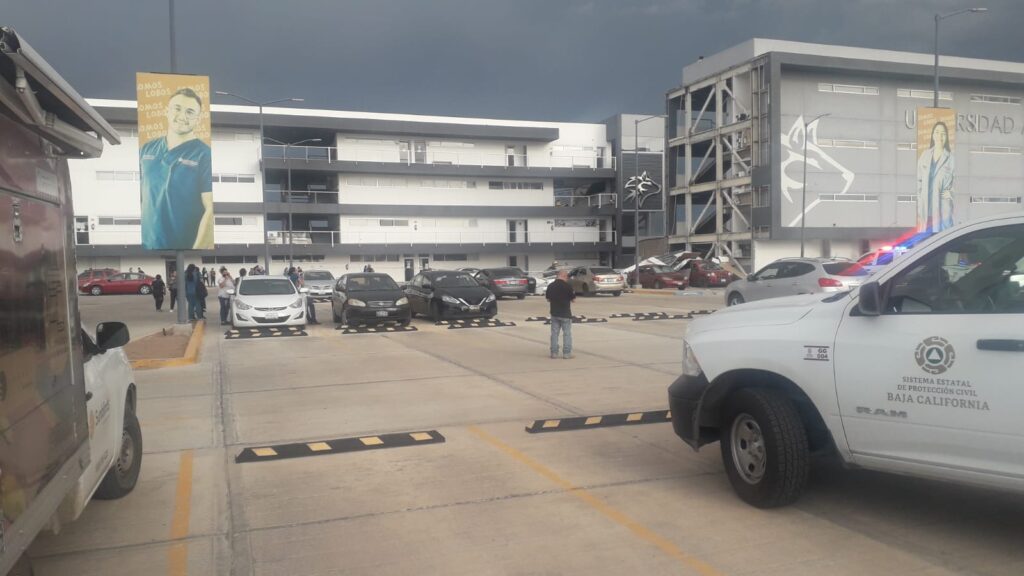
[288,267,318,324]
[200,267,208,287]
[185,265,200,320]
[545,269,576,359]
[151,274,166,311]
[168,271,178,311]
[217,267,234,325]
[197,276,208,319]
[238,267,247,279]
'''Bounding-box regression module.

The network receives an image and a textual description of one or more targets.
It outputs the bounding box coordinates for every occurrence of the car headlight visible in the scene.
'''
[348,298,367,307]
[484,293,496,302]
[234,300,252,311]
[682,340,703,377]
[441,295,460,305]
[289,298,303,309]
[395,296,409,306]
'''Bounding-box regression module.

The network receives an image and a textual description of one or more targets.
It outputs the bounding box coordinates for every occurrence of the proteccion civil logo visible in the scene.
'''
[915,336,956,375]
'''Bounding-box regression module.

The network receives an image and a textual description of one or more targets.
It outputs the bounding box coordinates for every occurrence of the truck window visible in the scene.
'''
[886,224,1024,314]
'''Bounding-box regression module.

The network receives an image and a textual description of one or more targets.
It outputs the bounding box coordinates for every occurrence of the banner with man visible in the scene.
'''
[916,107,956,234]
[136,72,214,250]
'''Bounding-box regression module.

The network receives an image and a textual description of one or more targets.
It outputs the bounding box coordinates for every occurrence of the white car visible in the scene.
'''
[229,276,308,328]
[670,213,1024,508]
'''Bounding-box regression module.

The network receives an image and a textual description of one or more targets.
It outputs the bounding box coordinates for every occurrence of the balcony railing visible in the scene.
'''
[554,193,617,208]
[264,189,339,204]
[264,144,614,171]
[265,230,615,247]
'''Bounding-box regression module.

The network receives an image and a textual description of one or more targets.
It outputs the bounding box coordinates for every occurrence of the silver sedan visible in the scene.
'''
[725,258,868,306]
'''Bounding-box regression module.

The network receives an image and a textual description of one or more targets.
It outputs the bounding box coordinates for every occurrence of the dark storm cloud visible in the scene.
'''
[5,0,1021,121]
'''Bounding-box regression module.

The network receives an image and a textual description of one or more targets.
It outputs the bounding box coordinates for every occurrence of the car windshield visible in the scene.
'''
[700,261,722,271]
[487,268,523,277]
[433,273,479,287]
[238,279,296,296]
[347,275,399,291]
[823,262,869,276]
[590,267,616,275]
[303,271,333,281]
[649,265,673,273]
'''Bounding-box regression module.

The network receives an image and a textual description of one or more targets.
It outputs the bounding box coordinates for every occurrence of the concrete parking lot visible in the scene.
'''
[28,290,1024,575]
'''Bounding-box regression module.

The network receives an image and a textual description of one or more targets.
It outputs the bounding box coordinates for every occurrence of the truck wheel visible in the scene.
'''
[728,292,744,306]
[720,388,809,508]
[94,410,142,500]
[90,285,102,296]
[516,294,526,300]
[139,284,151,295]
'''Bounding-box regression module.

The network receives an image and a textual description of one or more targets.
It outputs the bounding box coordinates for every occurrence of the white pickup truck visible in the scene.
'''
[670,213,1024,507]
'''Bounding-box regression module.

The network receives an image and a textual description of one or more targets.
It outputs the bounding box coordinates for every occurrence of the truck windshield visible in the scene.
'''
[239,279,296,296]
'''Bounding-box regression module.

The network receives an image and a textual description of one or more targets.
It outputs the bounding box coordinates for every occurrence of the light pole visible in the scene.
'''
[630,114,663,288]
[214,91,304,272]
[265,137,322,268]
[934,8,987,108]
[800,113,830,258]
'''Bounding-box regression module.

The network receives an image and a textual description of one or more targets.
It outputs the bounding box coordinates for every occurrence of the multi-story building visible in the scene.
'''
[71,100,644,280]
[666,39,1024,273]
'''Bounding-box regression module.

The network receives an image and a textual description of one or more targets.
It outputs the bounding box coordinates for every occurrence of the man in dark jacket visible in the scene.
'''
[545,270,576,359]
[152,274,166,311]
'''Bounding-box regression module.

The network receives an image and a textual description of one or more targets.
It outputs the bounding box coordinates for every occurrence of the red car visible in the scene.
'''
[679,259,738,288]
[637,265,689,289]
[77,268,119,291]
[80,271,154,295]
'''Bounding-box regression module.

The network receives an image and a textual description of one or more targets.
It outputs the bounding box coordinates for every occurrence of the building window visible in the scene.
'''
[350,254,400,263]
[817,83,879,95]
[96,217,141,226]
[488,181,544,190]
[215,217,244,226]
[201,255,258,264]
[753,186,771,208]
[897,195,917,203]
[970,94,1021,105]
[213,173,256,183]
[816,139,878,149]
[96,170,140,181]
[432,254,469,262]
[897,88,953,101]
[379,219,409,227]
[970,146,1023,155]
[553,219,598,227]
[817,194,879,202]
[896,142,917,151]
[971,196,1022,204]
[554,251,598,260]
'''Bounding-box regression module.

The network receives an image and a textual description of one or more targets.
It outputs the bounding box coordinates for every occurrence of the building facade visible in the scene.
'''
[71,101,646,279]
[666,39,1024,272]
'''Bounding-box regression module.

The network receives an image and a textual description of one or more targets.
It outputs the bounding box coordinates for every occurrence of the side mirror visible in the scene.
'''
[96,322,130,351]
[225,288,235,296]
[857,281,882,316]
[299,287,310,294]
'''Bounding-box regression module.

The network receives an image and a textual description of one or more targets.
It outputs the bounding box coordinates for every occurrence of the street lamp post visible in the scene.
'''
[800,113,830,258]
[934,8,987,108]
[214,92,304,272]
[265,137,322,268]
[631,114,663,288]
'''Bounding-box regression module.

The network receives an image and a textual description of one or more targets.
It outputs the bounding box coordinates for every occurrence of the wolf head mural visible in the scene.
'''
[780,116,855,227]
[624,171,662,209]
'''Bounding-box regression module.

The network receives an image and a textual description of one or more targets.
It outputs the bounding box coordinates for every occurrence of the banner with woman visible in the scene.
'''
[916,107,956,234]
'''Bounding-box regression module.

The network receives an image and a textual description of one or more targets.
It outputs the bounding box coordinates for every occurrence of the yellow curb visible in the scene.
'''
[131,320,205,370]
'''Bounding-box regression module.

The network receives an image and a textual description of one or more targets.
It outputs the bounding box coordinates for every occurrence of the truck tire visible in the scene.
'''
[94,410,143,500]
[720,388,809,508]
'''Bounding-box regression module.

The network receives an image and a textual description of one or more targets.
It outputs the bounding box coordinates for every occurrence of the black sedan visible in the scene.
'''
[405,270,497,320]
[331,273,412,326]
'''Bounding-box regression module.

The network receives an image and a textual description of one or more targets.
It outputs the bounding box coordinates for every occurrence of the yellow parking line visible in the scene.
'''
[468,426,723,576]
[585,416,603,426]
[360,436,384,446]
[626,413,643,422]
[168,450,194,576]
[410,432,433,441]
[252,447,278,457]
[542,420,561,429]
[307,442,332,452]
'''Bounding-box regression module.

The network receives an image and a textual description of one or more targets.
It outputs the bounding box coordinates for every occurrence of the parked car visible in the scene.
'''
[228,276,308,328]
[80,271,154,296]
[301,269,335,300]
[405,270,497,320]
[77,268,119,291]
[513,267,537,294]
[725,258,868,306]
[567,266,625,296]
[474,267,530,299]
[678,259,738,288]
[331,273,411,326]
[669,213,1024,508]
[637,265,689,289]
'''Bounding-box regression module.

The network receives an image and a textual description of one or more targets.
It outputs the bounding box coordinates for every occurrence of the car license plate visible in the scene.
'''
[266,312,279,319]
[469,305,480,312]
[376,311,388,317]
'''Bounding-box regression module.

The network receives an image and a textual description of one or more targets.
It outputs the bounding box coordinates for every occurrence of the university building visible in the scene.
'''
[666,39,1024,272]
[72,101,663,279]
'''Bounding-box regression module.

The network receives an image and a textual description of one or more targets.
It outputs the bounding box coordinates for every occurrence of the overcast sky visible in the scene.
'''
[5,0,1021,122]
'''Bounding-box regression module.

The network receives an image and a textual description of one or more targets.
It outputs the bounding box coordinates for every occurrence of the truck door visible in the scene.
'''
[834,222,1024,480]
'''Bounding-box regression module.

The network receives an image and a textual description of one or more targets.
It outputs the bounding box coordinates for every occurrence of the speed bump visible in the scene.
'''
[235,430,445,463]
[525,409,672,433]
[336,324,418,334]
[526,316,608,324]
[225,326,307,339]
[436,318,516,329]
